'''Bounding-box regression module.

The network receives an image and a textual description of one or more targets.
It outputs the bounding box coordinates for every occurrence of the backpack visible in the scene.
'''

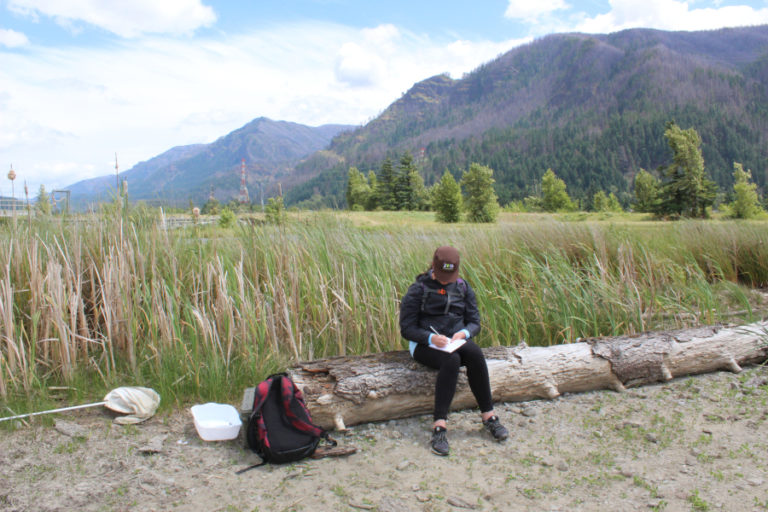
[420,277,467,314]
[236,373,335,474]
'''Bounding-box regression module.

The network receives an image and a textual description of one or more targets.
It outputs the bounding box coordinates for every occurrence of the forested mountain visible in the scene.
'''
[287,25,768,207]
[67,118,352,208]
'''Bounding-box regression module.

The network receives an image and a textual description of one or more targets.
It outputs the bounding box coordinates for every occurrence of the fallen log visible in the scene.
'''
[241,322,768,430]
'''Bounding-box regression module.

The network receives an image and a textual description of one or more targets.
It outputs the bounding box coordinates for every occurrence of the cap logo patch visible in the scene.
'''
[441,263,455,271]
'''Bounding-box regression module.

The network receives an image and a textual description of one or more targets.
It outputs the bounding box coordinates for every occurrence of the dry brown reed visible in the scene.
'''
[0,213,766,404]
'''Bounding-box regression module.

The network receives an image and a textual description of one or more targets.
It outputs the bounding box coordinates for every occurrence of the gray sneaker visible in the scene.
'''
[431,426,449,456]
[483,415,509,441]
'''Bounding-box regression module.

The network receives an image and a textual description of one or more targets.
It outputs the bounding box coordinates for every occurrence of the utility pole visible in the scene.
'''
[238,158,250,204]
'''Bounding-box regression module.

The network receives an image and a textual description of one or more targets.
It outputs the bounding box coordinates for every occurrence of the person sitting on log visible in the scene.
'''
[399,245,508,456]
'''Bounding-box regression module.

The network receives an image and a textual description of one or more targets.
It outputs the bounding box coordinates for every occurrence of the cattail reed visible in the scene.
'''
[0,211,766,406]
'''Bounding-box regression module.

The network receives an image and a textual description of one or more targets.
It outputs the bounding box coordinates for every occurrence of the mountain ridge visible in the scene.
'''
[287,25,768,207]
[67,25,768,209]
[67,117,353,207]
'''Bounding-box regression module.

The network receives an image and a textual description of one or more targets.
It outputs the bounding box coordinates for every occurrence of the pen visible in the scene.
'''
[429,325,440,336]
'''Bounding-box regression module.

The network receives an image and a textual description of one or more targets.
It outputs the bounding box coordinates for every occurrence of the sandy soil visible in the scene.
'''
[2,364,767,512]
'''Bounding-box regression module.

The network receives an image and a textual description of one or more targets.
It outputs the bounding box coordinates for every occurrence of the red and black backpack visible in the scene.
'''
[237,373,335,474]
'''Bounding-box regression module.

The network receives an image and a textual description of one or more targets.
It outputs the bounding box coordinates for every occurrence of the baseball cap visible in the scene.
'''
[432,246,460,283]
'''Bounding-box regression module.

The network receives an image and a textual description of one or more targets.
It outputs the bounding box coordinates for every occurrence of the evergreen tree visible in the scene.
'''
[346,167,372,211]
[35,184,51,216]
[265,196,286,224]
[393,152,415,210]
[433,171,462,223]
[540,169,575,212]
[633,169,659,213]
[406,166,429,210]
[366,171,379,210]
[592,190,607,212]
[461,163,500,222]
[655,123,716,218]
[584,183,601,212]
[201,198,220,215]
[607,192,623,212]
[730,162,762,219]
[375,158,397,210]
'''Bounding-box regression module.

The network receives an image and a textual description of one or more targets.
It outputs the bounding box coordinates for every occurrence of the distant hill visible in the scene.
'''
[67,118,353,208]
[287,25,768,207]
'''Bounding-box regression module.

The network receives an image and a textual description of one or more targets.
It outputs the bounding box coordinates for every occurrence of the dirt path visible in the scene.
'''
[2,365,768,512]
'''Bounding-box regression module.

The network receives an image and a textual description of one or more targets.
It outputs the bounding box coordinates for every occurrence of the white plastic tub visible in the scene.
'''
[190,403,242,441]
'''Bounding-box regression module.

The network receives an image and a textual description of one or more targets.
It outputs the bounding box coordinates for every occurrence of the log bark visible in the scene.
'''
[260,322,768,430]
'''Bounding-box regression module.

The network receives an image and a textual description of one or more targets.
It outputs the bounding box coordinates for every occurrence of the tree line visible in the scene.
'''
[347,122,765,222]
[346,152,500,223]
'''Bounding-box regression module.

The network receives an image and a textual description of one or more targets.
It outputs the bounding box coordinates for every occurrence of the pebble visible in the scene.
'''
[138,434,168,454]
[54,419,88,438]
[447,496,476,509]
[746,477,764,486]
[348,501,375,510]
[556,461,569,472]
[521,407,538,417]
[396,460,410,471]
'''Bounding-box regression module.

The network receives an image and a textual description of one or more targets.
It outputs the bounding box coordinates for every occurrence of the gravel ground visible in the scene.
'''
[2,365,768,512]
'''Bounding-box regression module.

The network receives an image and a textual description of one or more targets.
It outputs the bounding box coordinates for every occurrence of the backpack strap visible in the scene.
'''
[235,459,267,474]
[278,376,332,441]
[420,278,467,314]
[252,373,280,412]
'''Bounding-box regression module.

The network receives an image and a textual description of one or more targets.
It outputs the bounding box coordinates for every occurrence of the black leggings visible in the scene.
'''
[412,340,493,421]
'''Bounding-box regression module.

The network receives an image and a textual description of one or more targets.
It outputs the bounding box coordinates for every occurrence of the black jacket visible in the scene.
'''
[399,271,481,346]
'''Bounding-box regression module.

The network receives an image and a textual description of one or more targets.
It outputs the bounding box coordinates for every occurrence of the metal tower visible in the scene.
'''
[238,158,250,204]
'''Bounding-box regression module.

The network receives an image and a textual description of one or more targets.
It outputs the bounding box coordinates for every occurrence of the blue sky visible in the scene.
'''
[1,0,768,196]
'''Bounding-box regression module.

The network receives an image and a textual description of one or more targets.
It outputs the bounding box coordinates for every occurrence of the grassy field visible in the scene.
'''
[1,209,767,416]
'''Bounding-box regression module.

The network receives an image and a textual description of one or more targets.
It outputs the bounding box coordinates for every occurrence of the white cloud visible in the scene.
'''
[505,0,569,22]
[335,42,388,87]
[0,28,29,47]
[7,0,216,37]
[0,21,525,193]
[334,24,408,87]
[360,23,401,52]
[574,0,768,34]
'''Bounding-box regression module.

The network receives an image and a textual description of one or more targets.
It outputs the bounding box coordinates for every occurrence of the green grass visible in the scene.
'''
[688,489,711,511]
[1,209,768,413]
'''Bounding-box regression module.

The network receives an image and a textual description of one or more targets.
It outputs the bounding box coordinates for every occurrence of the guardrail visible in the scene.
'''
[0,199,29,217]
[0,210,265,227]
